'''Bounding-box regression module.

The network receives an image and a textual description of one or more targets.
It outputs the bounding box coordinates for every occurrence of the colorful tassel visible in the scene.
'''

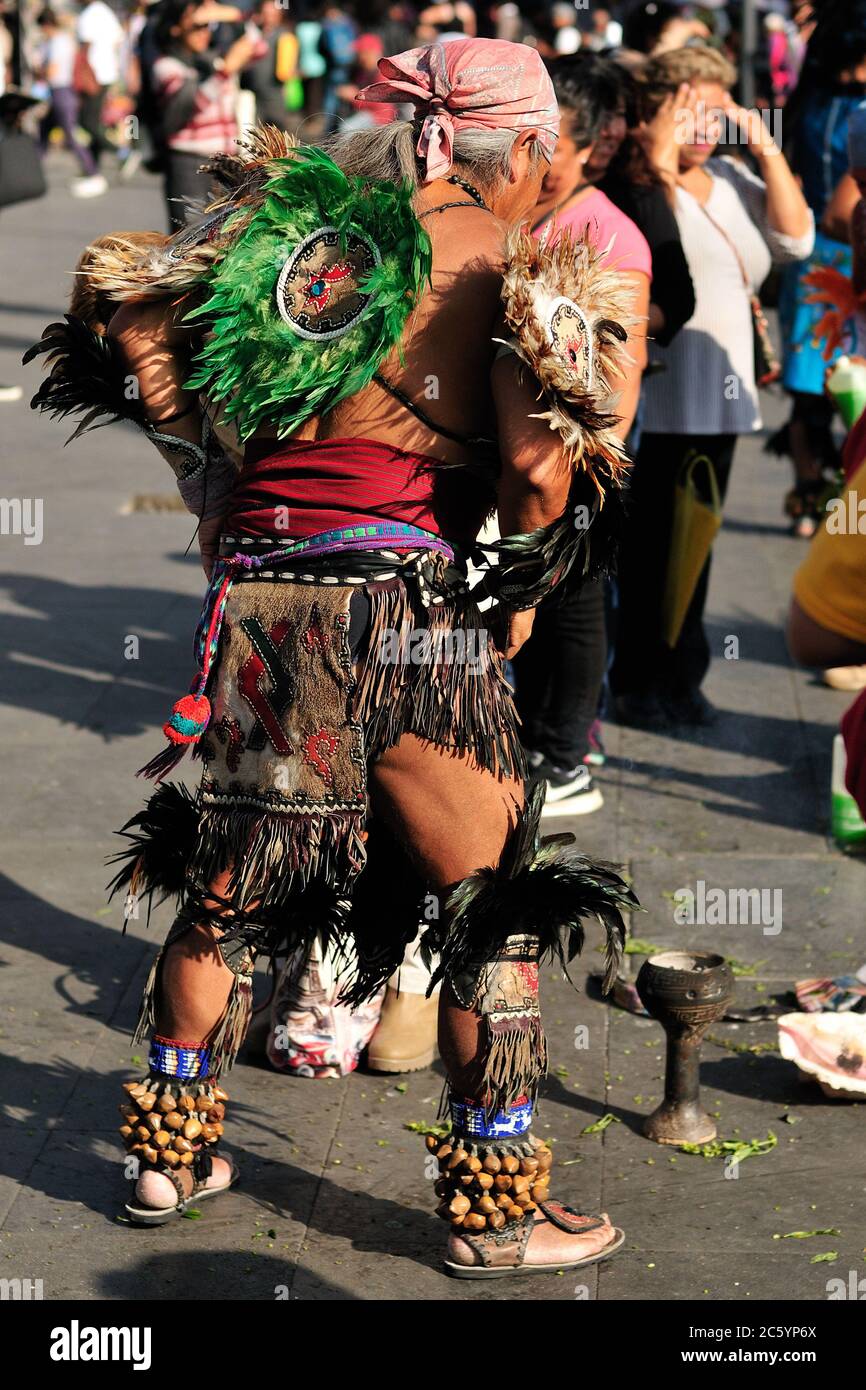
[139,566,233,781]
[163,692,212,745]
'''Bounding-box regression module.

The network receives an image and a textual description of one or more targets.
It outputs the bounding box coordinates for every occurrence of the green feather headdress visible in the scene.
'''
[183,145,432,441]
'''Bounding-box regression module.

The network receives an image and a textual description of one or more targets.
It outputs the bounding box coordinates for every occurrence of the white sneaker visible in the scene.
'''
[0,384,23,403]
[71,174,108,199]
[540,763,604,818]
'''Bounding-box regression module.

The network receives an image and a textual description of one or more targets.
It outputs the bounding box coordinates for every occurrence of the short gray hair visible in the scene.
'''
[324,120,542,192]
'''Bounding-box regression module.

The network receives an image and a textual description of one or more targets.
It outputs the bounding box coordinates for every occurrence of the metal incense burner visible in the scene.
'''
[636,951,734,1145]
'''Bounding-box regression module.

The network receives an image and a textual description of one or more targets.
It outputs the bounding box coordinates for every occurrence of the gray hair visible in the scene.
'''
[323,120,541,192]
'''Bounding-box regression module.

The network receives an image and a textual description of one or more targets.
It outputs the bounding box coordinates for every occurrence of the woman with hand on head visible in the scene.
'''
[582,54,696,356]
[611,44,813,730]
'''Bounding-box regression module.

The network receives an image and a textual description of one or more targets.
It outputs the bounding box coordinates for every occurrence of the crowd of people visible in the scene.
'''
[2,2,817,210]
[9,1,866,1257]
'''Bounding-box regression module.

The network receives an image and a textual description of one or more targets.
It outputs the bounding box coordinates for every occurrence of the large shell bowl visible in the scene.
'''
[778,1012,866,1100]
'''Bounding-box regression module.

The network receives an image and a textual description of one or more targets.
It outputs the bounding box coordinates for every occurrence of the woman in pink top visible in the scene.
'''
[532,59,651,433]
[513,56,650,818]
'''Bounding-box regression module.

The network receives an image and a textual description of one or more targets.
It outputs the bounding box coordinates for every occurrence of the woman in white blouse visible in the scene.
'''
[611,44,814,729]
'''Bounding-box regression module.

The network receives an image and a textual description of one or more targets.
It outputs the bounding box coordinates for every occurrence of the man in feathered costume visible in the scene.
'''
[28,37,640,1278]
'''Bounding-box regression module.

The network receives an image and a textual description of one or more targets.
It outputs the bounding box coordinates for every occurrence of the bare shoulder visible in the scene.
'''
[428,209,508,323]
[464,209,509,272]
[429,205,507,268]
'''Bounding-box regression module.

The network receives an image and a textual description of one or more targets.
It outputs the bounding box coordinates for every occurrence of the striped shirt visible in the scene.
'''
[153,40,266,156]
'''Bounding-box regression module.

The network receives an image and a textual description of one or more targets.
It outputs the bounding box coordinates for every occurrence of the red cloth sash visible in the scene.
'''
[226,436,491,545]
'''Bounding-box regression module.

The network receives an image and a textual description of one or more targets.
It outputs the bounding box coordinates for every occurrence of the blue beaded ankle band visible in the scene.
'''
[149,1036,211,1079]
[450,1096,533,1139]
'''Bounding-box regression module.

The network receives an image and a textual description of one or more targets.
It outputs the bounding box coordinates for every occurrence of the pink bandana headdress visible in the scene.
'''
[355,38,559,183]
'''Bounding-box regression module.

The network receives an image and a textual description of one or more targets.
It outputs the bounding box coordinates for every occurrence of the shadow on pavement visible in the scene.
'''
[0,570,196,736]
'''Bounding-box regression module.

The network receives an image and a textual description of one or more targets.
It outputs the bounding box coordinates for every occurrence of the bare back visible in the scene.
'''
[286,186,508,466]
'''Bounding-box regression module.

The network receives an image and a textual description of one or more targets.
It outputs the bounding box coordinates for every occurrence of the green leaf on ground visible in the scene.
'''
[182,1209,203,1220]
[727,958,768,977]
[777,1229,840,1240]
[706,1034,778,1055]
[581,1113,620,1135]
[810,1252,838,1264]
[677,1131,778,1169]
[403,1121,450,1138]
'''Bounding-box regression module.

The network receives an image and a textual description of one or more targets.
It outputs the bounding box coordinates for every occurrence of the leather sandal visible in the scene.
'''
[444,1199,625,1279]
[124,1157,240,1226]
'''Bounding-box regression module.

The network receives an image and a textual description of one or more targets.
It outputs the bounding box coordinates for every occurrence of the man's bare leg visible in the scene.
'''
[371,733,618,1266]
[134,878,237,1209]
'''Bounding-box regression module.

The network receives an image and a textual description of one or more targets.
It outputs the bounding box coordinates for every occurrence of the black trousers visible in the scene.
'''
[610,431,736,700]
[512,573,607,769]
[163,150,216,231]
[77,85,109,168]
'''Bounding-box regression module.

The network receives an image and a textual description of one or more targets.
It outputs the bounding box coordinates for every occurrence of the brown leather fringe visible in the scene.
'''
[481,1014,548,1116]
[353,583,524,782]
[205,970,253,1076]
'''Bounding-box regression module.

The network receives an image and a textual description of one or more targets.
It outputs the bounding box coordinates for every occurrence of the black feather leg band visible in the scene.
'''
[106,783,201,920]
[422,781,640,1001]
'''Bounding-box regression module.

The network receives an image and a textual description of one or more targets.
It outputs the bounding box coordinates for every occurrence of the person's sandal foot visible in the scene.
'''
[444,1202,624,1278]
[125,1155,237,1225]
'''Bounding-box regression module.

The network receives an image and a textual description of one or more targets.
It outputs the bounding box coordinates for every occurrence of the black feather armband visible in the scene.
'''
[24,315,238,519]
[473,470,626,613]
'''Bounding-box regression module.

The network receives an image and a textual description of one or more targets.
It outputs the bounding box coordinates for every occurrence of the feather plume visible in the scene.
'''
[500,222,640,491]
[79,129,301,305]
[106,782,200,916]
[79,225,223,305]
[183,145,432,440]
[24,315,148,440]
[234,123,298,165]
[422,782,640,998]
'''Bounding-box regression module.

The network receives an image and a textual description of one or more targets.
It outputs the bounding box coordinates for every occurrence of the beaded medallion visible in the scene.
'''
[276,226,381,340]
[546,295,594,390]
